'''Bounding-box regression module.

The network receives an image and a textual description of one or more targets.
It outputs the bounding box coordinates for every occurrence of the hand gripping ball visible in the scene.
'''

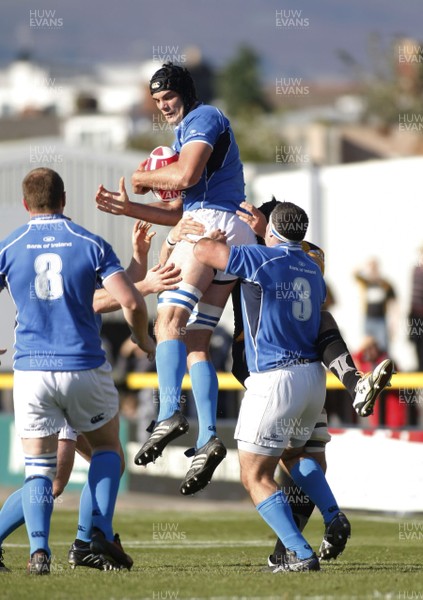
[145,146,180,202]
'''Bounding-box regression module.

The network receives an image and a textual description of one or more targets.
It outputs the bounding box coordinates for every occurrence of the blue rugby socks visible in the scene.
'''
[75,482,92,543]
[89,451,121,541]
[189,361,218,448]
[156,340,187,421]
[22,476,53,556]
[290,458,339,524]
[257,490,313,559]
[0,488,25,544]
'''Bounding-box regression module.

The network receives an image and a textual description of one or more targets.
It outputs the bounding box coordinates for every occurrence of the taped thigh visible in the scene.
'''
[157,282,202,315]
[304,409,331,453]
[25,452,57,482]
[187,302,224,331]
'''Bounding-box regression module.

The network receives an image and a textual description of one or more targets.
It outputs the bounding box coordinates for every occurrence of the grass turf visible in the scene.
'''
[0,508,421,599]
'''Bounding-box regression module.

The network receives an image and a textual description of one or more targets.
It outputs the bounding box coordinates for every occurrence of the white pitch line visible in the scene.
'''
[164,597,288,600]
[359,515,423,524]
[4,539,271,549]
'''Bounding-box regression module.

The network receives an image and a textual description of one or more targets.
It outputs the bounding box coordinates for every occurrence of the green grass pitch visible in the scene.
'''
[0,508,421,599]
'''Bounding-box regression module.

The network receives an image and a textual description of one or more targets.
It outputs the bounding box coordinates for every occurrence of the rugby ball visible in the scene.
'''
[145,146,180,202]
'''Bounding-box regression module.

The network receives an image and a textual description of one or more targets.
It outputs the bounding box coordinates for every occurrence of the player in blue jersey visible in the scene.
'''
[96,62,256,494]
[193,201,351,572]
[231,198,393,565]
[0,219,180,572]
[0,168,155,574]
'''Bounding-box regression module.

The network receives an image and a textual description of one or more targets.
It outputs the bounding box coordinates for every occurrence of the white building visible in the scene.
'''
[0,56,159,119]
[0,57,166,150]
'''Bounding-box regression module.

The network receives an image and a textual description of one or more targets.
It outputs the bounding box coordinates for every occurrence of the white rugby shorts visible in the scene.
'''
[235,362,326,456]
[13,361,119,438]
[174,208,256,282]
[58,422,78,442]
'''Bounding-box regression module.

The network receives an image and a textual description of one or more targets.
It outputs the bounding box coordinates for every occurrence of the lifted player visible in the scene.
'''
[96,62,256,495]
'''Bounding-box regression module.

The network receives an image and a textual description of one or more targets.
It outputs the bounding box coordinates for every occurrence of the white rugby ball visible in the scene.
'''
[145,146,180,202]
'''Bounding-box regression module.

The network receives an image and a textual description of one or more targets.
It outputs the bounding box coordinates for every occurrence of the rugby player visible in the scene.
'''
[96,62,256,495]
[0,217,179,572]
[194,200,393,571]
[233,198,393,565]
[0,168,155,573]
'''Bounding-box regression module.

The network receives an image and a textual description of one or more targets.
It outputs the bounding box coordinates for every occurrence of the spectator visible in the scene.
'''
[408,246,423,372]
[354,258,396,352]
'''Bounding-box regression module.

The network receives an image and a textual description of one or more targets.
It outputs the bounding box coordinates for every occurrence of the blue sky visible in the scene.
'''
[1,0,422,81]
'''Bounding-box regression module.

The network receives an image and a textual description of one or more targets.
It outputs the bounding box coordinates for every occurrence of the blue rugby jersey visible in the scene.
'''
[173,104,245,213]
[0,214,123,371]
[225,242,326,373]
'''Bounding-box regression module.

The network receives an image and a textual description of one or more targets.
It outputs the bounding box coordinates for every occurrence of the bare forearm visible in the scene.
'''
[94,269,176,311]
[122,303,150,345]
[93,287,122,314]
[126,256,147,283]
[125,200,182,225]
[134,279,155,296]
[134,162,188,191]
[133,143,211,194]
[94,256,150,313]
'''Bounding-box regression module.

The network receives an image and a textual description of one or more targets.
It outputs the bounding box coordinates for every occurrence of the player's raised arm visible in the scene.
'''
[236,201,267,238]
[126,220,156,283]
[93,263,181,313]
[93,219,152,313]
[102,271,155,361]
[96,176,183,225]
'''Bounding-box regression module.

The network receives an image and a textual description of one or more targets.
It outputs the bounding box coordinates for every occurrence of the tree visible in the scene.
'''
[337,34,423,125]
[218,45,270,117]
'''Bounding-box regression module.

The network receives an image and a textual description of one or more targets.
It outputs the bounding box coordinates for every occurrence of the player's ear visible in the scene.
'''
[62,191,66,209]
[22,198,29,212]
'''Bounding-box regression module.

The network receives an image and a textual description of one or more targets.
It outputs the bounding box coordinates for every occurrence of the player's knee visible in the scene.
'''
[240,464,271,493]
[240,468,253,493]
[307,451,326,472]
[283,445,309,472]
[156,316,190,343]
[186,351,209,369]
[156,305,187,325]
